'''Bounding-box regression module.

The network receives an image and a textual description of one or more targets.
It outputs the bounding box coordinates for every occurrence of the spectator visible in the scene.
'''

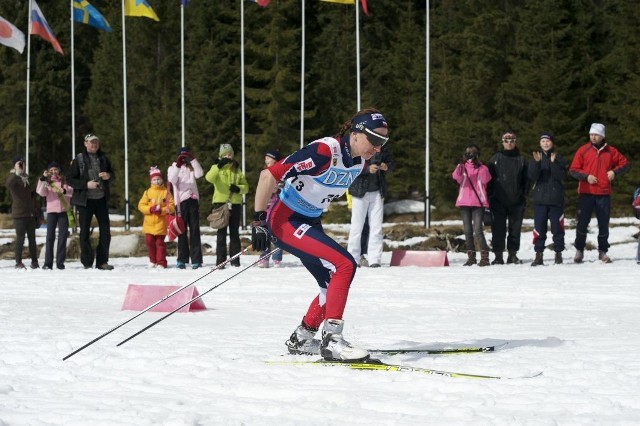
[138,166,175,268]
[528,133,567,266]
[258,149,284,268]
[452,144,492,266]
[346,145,394,268]
[167,146,204,269]
[205,144,249,268]
[36,161,74,270]
[345,191,370,267]
[6,155,39,269]
[569,123,629,263]
[251,107,389,362]
[66,134,115,270]
[487,131,528,264]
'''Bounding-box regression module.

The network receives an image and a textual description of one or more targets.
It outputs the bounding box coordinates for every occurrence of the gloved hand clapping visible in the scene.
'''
[229,184,240,193]
[251,211,270,251]
[150,205,161,214]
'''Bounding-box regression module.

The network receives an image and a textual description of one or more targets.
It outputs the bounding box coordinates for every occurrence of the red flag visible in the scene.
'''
[360,0,368,16]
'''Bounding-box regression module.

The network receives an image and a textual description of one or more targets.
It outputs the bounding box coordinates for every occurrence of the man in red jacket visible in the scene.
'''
[569,123,629,263]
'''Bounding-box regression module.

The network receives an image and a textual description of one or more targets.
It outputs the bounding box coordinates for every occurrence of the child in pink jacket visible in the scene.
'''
[452,144,492,266]
[36,161,74,270]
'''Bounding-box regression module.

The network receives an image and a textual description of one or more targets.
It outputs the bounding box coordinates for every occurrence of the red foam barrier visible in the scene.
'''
[121,284,207,313]
[390,250,449,267]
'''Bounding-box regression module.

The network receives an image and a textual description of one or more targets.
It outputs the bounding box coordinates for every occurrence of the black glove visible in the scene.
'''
[251,211,270,251]
[229,184,240,193]
[217,157,231,168]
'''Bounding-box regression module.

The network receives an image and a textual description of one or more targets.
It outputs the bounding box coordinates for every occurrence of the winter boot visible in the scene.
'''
[286,322,321,355]
[491,252,504,265]
[320,319,369,361]
[478,250,490,267]
[598,250,612,264]
[463,251,476,266]
[507,251,522,264]
[554,252,563,264]
[531,252,544,266]
[574,250,584,264]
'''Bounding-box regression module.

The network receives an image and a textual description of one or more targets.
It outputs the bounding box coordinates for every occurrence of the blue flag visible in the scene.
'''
[73,0,112,32]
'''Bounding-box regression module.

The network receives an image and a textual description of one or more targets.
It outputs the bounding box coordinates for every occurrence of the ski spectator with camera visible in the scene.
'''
[346,144,393,268]
[167,146,204,269]
[6,155,39,269]
[452,144,492,266]
[36,161,74,270]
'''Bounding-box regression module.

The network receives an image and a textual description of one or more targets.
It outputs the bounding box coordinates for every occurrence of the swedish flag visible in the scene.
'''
[73,0,112,32]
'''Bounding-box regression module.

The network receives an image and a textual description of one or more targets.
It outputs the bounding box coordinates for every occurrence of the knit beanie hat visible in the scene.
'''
[539,132,554,142]
[589,123,605,137]
[219,144,234,157]
[12,155,24,165]
[265,149,282,161]
[149,166,162,181]
[47,161,61,170]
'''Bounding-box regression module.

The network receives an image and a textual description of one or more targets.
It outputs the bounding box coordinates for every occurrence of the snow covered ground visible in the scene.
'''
[1,221,639,425]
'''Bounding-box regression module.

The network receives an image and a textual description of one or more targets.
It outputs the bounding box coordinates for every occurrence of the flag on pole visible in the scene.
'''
[181,0,189,6]
[73,0,112,32]
[247,0,271,7]
[30,0,64,54]
[124,0,160,21]
[319,0,368,16]
[0,15,25,53]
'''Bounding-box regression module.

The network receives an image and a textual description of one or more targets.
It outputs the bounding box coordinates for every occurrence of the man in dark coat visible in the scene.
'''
[487,131,528,264]
[66,133,115,270]
[6,156,39,269]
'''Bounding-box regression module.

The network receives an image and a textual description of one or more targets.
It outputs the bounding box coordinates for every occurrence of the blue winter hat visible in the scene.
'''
[47,161,61,170]
[351,111,389,147]
[12,155,24,165]
[177,146,190,155]
[265,149,282,161]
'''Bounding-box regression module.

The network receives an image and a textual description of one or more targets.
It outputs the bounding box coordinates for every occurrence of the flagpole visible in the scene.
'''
[121,0,130,230]
[25,0,33,174]
[240,0,246,227]
[300,0,305,149]
[355,0,360,111]
[180,2,186,148]
[70,0,76,160]
[425,1,430,228]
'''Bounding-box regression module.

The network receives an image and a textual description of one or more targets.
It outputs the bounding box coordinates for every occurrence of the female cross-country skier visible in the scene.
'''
[251,108,389,361]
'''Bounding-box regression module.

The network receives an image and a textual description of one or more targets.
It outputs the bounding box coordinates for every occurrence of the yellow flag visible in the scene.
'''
[124,0,159,21]
[319,0,355,4]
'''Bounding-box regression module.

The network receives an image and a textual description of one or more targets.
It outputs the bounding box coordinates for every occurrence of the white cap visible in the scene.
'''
[589,123,605,137]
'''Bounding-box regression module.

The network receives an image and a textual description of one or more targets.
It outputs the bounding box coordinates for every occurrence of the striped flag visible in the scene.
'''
[73,0,112,32]
[30,0,64,55]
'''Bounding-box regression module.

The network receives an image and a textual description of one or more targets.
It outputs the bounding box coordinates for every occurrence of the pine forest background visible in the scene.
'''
[1,0,638,222]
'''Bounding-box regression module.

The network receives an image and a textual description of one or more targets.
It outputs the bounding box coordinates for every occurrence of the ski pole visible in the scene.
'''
[116,248,279,347]
[62,248,250,361]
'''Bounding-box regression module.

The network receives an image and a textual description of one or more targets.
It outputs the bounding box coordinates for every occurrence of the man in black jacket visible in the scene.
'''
[487,131,528,264]
[6,156,39,269]
[528,133,566,266]
[66,134,115,270]
[346,145,394,268]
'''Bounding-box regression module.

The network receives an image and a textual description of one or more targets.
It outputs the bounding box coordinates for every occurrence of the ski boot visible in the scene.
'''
[286,322,321,355]
[320,319,369,362]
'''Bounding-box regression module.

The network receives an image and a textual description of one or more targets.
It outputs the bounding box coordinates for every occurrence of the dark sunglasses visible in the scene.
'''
[363,128,389,147]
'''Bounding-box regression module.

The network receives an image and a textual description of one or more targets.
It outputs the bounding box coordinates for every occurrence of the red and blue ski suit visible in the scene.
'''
[265,136,365,329]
